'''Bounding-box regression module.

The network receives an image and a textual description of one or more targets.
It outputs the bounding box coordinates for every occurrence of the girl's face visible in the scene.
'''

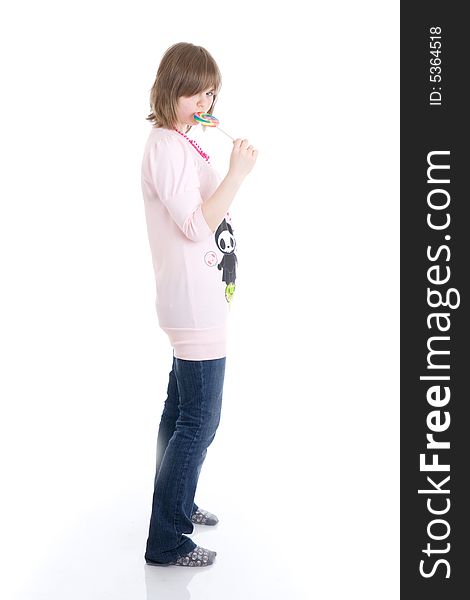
[175,88,216,129]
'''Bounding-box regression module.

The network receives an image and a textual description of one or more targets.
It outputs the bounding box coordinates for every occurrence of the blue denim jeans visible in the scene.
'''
[144,354,226,563]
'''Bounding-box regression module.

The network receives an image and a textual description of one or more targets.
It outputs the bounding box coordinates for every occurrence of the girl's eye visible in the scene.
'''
[207,91,215,97]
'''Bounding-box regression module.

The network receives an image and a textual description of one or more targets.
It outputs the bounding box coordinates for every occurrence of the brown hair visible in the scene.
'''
[146,42,222,134]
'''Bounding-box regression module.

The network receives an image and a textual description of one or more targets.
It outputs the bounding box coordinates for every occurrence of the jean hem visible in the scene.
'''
[145,537,197,564]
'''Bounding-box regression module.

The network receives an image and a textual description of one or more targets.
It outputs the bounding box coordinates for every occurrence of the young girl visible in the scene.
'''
[140,42,258,567]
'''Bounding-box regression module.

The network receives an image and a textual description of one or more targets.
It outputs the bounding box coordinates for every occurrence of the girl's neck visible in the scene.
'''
[175,123,189,134]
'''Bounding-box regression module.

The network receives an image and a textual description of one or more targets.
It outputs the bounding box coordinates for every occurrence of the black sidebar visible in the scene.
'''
[401,3,469,599]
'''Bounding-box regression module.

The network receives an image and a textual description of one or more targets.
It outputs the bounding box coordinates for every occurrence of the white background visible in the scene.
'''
[0,1,399,598]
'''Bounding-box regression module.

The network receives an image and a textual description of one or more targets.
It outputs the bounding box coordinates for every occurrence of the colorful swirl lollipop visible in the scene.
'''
[193,112,219,127]
[193,112,234,140]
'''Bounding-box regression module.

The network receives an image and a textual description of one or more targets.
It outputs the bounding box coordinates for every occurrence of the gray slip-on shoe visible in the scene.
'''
[146,545,217,567]
[191,508,219,526]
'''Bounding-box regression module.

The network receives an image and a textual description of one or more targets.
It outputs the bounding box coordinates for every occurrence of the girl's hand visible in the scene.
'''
[228,138,258,181]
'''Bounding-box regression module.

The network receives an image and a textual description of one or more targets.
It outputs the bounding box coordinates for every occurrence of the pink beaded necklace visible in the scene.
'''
[173,128,210,163]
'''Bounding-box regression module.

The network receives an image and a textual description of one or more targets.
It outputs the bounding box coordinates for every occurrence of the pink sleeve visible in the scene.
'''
[148,137,213,242]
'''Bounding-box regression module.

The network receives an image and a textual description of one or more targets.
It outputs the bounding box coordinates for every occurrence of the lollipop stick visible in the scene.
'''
[217,126,234,141]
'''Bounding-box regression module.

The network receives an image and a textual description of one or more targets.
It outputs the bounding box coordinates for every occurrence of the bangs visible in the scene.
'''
[177,51,221,98]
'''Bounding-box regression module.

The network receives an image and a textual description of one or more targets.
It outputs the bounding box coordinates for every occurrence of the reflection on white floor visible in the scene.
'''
[15,476,307,600]
[8,351,399,600]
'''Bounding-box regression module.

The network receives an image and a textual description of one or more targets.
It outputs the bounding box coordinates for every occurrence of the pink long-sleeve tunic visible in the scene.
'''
[141,126,236,360]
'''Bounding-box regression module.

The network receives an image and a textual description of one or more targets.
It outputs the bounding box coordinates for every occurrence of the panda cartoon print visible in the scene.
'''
[215,218,237,303]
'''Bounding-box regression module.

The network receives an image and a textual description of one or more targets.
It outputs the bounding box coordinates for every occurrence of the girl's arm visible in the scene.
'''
[202,138,258,232]
[201,172,243,232]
